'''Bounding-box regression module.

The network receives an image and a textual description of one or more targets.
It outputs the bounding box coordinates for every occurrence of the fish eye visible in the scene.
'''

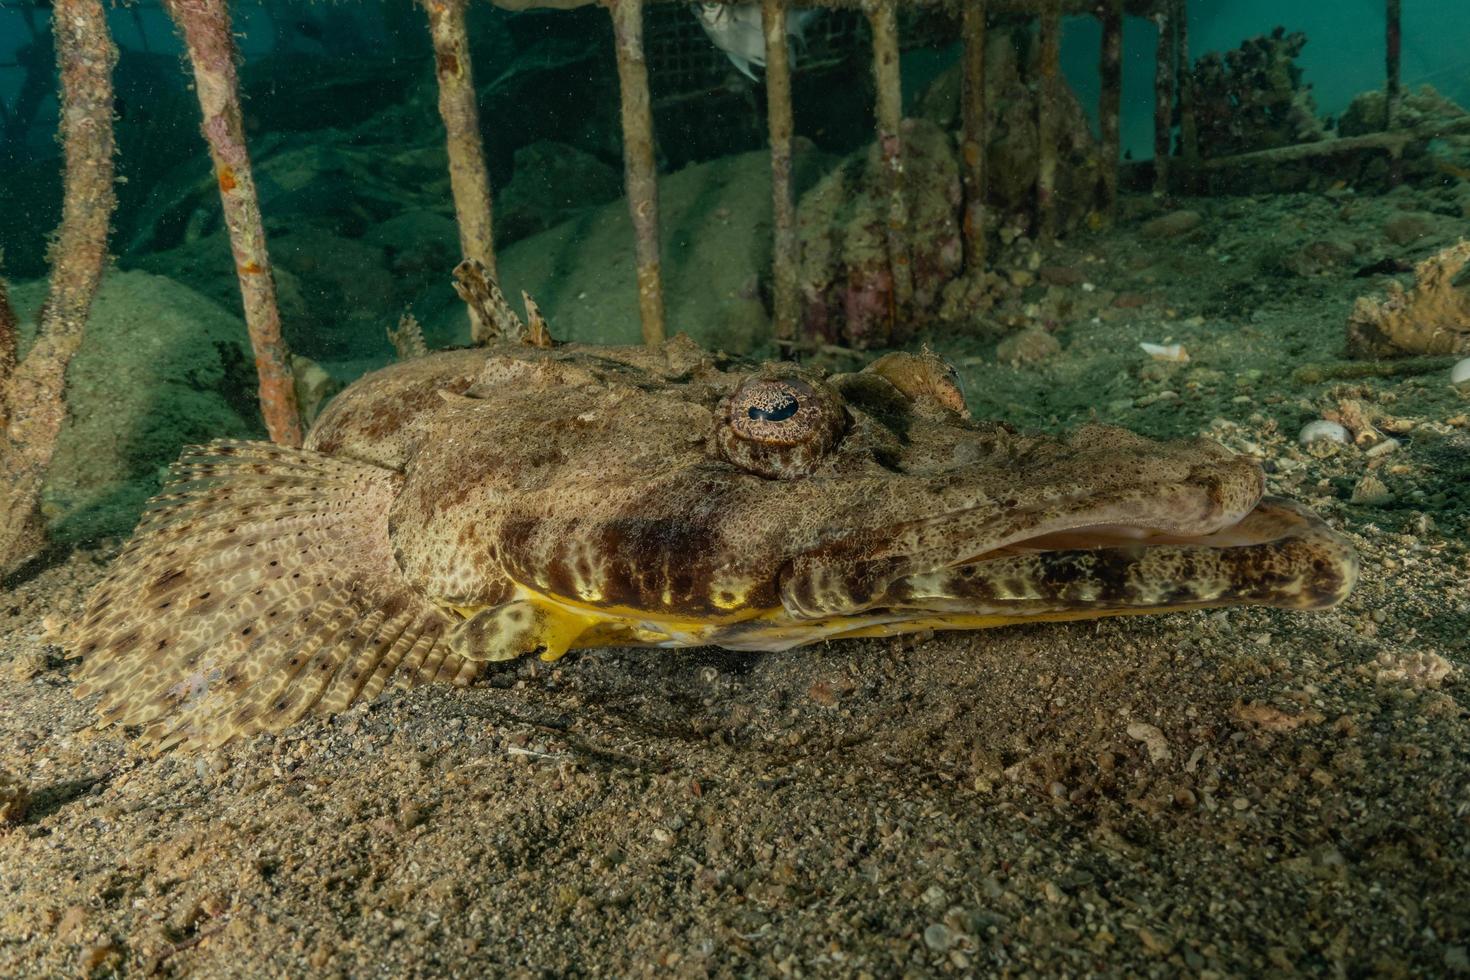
[718,377,846,478]
[746,392,799,423]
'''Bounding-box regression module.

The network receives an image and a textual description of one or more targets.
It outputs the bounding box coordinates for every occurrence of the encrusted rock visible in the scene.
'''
[1347,240,1470,358]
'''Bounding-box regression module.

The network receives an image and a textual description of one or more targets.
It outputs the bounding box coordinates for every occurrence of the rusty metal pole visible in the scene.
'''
[1176,0,1198,164]
[1098,0,1122,224]
[1152,3,1174,197]
[1037,0,1061,243]
[1386,0,1402,128]
[762,0,798,345]
[167,0,302,446]
[866,0,913,317]
[423,0,498,345]
[960,0,987,271]
[608,0,666,346]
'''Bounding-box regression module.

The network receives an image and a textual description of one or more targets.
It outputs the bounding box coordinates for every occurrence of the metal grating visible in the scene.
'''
[644,5,960,107]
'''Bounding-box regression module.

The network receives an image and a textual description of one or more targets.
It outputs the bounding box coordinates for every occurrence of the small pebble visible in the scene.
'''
[1298,420,1350,448]
[924,923,954,952]
[1452,357,1470,390]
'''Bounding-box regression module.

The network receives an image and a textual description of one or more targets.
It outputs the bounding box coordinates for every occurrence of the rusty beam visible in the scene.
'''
[168,0,302,446]
[762,0,799,344]
[424,0,498,345]
[608,0,666,346]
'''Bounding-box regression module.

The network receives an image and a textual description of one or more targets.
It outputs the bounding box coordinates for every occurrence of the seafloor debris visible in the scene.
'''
[0,767,28,826]
[1298,419,1351,449]
[1347,240,1470,358]
[1188,27,1323,159]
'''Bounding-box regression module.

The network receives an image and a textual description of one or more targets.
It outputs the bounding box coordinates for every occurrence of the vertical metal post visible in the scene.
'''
[1037,0,1061,243]
[866,0,913,317]
[608,0,666,346]
[1386,0,1402,129]
[1176,0,1198,163]
[960,0,987,271]
[168,0,302,446]
[423,0,498,345]
[1098,0,1122,224]
[762,0,798,344]
[1152,4,1174,196]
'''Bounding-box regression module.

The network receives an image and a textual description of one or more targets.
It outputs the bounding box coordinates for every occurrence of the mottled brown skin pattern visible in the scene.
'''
[69,336,1358,749]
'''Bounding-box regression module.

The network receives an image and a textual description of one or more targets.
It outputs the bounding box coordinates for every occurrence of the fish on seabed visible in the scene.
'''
[693,1,821,81]
[68,301,1358,751]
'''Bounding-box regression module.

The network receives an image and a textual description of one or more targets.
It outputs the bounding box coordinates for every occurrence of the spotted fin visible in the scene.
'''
[68,440,471,751]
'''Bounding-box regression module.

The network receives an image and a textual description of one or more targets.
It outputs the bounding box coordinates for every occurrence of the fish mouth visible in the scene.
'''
[710,493,1359,652]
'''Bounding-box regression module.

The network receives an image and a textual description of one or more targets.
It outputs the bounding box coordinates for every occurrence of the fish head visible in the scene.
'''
[384,342,1358,656]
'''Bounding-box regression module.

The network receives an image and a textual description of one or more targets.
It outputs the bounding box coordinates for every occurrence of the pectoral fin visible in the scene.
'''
[68,440,471,751]
[447,599,597,663]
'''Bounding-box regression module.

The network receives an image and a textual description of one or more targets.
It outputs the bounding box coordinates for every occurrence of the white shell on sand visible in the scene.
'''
[1298,420,1350,446]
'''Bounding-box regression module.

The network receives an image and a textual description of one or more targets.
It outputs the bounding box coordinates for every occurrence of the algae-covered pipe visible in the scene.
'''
[959,0,987,271]
[423,0,499,345]
[167,0,302,447]
[1037,0,1061,243]
[866,0,913,317]
[608,0,666,347]
[1152,4,1173,196]
[1098,0,1122,224]
[0,0,118,574]
[1386,0,1402,129]
[1176,0,1197,163]
[762,0,799,344]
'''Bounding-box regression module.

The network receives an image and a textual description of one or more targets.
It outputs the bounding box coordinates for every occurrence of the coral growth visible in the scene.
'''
[1189,27,1324,158]
[1347,240,1470,358]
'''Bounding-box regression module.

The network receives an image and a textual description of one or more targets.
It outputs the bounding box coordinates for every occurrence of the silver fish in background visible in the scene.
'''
[693,1,821,81]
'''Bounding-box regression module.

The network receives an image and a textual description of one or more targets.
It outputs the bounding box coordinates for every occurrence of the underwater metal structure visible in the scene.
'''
[0,0,1430,574]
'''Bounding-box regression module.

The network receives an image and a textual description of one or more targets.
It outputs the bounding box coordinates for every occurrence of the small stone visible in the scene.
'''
[1451,357,1470,391]
[1350,474,1392,505]
[1383,212,1436,246]
[921,884,947,907]
[1444,945,1469,974]
[1141,210,1202,239]
[1038,265,1085,286]
[9,650,47,682]
[924,923,954,951]
[1126,722,1172,763]
[996,328,1060,365]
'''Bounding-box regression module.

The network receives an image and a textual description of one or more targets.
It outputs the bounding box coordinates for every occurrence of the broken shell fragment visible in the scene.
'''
[1298,420,1351,447]
[1452,357,1470,390]
[1139,342,1190,363]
